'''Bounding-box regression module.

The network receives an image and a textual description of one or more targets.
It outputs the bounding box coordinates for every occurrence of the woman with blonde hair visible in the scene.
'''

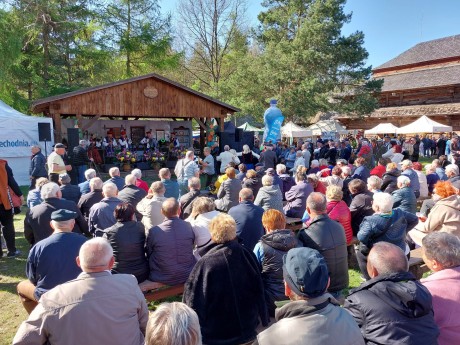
[326,185,353,245]
[381,162,401,194]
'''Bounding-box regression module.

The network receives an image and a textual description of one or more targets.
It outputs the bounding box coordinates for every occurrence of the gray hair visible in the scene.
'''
[59,173,71,184]
[90,177,103,190]
[85,169,97,180]
[224,145,230,151]
[431,159,440,168]
[401,159,413,169]
[368,242,409,275]
[132,168,142,179]
[185,150,194,159]
[310,160,319,168]
[367,175,382,190]
[397,175,410,187]
[425,164,435,174]
[341,166,351,176]
[296,151,302,157]
[306,192,327,213]
[102,182,118,197]
[150,181,165,195]
[159,168,171,179]
[125,174,137,185]
[445,164,459,176]
[145,302,202,345]
[276,164,286,174]
[188,177,201,190]
[189,197,216,219]
[108,167,120,177]
[422,232,460,268]
[372,192,394,213]
[239,188,254,201]
[78,238,113,271]
[41,182,60,199]
[79,139,87,146]
[262,175,274,186]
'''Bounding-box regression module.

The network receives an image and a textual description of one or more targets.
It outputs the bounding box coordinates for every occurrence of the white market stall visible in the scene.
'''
[307,120,348,139]
[281,121,312,138]
[396,115,452,134]
[0,100,54,186]
[364,123,399,135]
[238,122,263,132]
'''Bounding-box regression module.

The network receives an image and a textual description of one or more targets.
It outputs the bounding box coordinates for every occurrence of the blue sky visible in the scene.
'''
[161,0,460,69]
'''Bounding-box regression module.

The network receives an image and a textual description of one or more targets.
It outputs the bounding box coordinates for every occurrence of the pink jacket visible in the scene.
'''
[326,200,353,244]
[421,266,460,345]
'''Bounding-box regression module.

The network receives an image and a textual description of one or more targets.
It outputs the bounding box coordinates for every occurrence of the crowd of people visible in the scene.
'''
[1,131,460,344]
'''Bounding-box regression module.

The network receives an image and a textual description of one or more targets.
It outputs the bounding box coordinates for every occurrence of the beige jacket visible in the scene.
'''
[13,271,149,345]
[137,195,166,234]
[423,195,460,236]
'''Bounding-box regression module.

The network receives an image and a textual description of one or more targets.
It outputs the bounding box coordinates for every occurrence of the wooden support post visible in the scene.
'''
[199,118,205,151]
[82,113,103,132]
[76,114,83,131]
[52,113,62,143]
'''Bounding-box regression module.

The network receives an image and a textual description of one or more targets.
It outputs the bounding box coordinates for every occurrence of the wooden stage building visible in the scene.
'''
[338,34,460,132]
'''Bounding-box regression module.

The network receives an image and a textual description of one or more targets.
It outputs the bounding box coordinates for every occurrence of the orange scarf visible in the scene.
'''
[0,160,12,210]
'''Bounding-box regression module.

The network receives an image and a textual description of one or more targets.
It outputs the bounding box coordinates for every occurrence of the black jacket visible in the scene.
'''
[259,230,299,316]
[72,145,90,166]
[260,150,277,169]
[342,176,353,206]
[183,239,269,345]
[24,197,90,245]
[298,215,349,292]
[117,185,147,220]
[278,174,295,200]
[60,184,81,204]
[179,190,201,219]
[242,177,262,197]
[29,151,47,177]
[345,272,439,345]
[381,168,401,194]
[349,191,374,236]
[77,189,104,219]
[103,221,149,281]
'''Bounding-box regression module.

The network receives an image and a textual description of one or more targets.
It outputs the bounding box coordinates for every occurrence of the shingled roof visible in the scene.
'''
[374,35,460,71]
[379,64,460,92]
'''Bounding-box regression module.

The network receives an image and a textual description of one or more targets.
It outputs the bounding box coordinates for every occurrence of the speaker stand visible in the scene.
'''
[43,140,48,158]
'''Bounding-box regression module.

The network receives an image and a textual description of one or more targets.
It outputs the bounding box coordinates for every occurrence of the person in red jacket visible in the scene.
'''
[370,158,388,178]
[326,185,353,245]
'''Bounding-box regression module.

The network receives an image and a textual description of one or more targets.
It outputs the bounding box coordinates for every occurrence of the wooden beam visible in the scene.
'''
[82,113,103,132]
[196,118,206,130]
[76,114,83,130]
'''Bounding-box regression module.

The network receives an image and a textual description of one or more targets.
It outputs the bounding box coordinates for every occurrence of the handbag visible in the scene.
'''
[7,187,22,214]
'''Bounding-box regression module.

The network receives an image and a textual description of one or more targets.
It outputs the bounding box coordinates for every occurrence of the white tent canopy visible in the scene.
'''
[364,123,399,135]
[281,121,312,138]
[396,115,452,134]
[238,122,263,132]
[307,120,348,136]
[0,100,54,185]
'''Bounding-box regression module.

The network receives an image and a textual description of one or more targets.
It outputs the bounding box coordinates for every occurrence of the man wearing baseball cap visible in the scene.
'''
[254,247,364,345]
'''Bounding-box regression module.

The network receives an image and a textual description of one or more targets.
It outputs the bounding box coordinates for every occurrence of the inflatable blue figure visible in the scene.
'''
[263,99,284,143]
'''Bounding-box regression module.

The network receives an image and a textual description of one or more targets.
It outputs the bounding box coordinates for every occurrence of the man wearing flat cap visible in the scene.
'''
[47,143,72,183]
[17,209,87,314]
[254,247,364,345]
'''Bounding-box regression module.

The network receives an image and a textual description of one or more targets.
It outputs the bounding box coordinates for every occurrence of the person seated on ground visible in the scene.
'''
[284,171,313,218]
[59,173,81,204]
[132,168,149,193]
[214,166,242,212]
[228,188,265,251]
[24,182,90,245]
[290,150,305,173]
[317,165,343,188]
[186,197,219,259]
[254,247,365,345]
[352,157,370,182]
[445,163,460,189]
[183,214,268,345]
[88,182,122,237]
[26,177,48,208]
[425,164,440,195]
[242,169,262,197]
[325,185,353,245]
[344,242,439,345]
[421,232,460,345]
[236,163,247,181]
[277,164,295,200]
[298,193,348,301]
[143,198,196,291]
[103,166,125,191]
[118,174,147,220]
[78,168,96,195]
[392,175,417,214]
[367,175,382,194]
[254,174,284,213]
[253,209,299,317]
[410,181,460,246]
[348,179,374,236]
[159,167,179,200]
[341,166,353,205]
[400,159,421,198]
[145,302,202,345]
[381,162,401,194]
[370,158,388,178]
[17,210,87,314]
[103,203,148,283]
[306,173,327,195]
[137,181,167,233]
[357,192,418,280]
[78,177,104,220]
[13,238,149,345]
[179,177,201,219]
[413,161,429,199]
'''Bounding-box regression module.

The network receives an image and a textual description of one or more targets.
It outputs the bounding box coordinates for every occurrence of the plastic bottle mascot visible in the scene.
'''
[263,99,284,143]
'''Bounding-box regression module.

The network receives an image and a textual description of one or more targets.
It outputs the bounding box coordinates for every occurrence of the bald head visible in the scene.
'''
[306,192,327,215]
[161,198,180,218]
[367,242,408,278]
[77,238,114,273]
[102,182,118,197]
[125,174,137,186]
[90,177,103,191]
[239,188,254,202]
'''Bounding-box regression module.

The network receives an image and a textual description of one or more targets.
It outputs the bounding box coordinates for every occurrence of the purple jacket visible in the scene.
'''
[283,181,313,218]
[421,266,460,345]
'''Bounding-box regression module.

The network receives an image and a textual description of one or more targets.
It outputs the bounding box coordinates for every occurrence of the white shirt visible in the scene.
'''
[216,151,240,173]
